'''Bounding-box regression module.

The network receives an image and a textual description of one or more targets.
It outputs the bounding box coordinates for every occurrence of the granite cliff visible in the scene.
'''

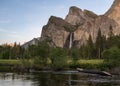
[41,0,120,48]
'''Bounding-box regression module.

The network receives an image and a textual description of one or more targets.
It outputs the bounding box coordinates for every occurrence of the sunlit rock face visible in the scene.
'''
[40,0,120,48]
[105,0,120,25]
[105,0,120,35]
[65,6,98,26]
[41,16,75,48]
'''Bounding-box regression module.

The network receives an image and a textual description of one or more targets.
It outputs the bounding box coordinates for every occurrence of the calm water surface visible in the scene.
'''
[0,71,120,86]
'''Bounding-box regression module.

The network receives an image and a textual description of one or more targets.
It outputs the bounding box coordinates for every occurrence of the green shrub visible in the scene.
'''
[50,48,69,69]
[102,47,120,68]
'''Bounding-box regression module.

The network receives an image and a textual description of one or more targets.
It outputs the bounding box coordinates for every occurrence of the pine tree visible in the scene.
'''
[109,25,114,38]
[87,34,94,58]
[107,25,114,48]
[96,28,102,59]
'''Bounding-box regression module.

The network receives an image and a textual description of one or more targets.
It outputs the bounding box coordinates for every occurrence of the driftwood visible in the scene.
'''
[77,68,111,76]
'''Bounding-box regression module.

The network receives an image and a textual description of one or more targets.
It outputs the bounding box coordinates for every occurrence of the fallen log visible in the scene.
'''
[77,68,112,76]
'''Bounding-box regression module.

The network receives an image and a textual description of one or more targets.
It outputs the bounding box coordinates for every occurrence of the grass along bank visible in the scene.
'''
[0,59,104,72]
[0,60,20,65]
[77,59,103,65]
[0,60,20,72]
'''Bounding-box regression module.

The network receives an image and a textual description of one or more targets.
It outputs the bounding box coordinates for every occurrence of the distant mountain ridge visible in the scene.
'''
[22,37,40,49]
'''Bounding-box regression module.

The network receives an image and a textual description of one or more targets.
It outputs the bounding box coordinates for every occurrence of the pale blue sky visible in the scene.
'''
[0,0,114,44]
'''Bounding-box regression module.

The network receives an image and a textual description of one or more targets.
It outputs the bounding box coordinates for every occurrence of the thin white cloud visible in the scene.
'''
[10,31,18,34]
[0,28,21,38]
[0,28,7,32]
[0,20,11,24]
[0,28,17,34]
[10,34,21,38]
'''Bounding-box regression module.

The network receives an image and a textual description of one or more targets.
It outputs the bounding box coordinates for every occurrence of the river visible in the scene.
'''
[0,71,120,86]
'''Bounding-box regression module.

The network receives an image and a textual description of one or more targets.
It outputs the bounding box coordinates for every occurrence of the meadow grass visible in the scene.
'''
[0,59,103,65]
[0,59,21,65]
[0,59,104,71]
[78,59,103,65]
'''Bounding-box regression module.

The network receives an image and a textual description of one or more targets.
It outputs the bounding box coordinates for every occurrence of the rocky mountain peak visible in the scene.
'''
[47,16,75,31]
[40,0,120,48]
[83,9,98,19]
[105,0,120,26]
[65,6,98,26]
[65,6,85,25]
[48,16,65,26]
[69,6,83,16]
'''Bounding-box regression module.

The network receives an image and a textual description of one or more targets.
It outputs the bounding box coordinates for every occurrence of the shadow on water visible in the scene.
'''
[0,71,120,86]
[31,71,120,86]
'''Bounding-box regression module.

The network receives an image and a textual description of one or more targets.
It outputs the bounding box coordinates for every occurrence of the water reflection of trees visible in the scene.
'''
[31,72,69,86]
[31,72,119,86]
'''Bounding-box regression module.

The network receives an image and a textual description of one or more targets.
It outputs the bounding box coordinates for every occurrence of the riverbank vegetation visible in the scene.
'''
[0,26,120,72]
[0,59,103,72]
